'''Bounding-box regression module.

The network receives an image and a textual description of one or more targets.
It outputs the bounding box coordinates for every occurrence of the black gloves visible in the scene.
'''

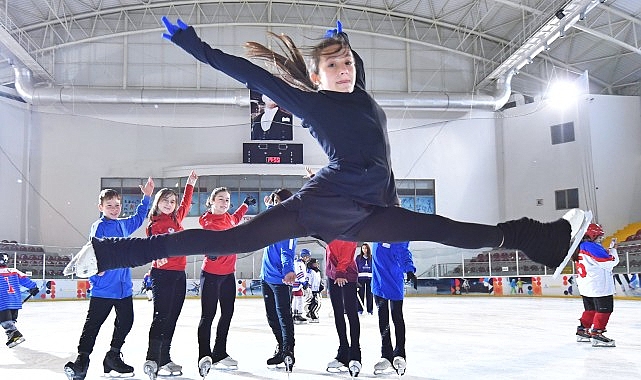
[29,287,39,296]
[243,196,256,206]
[406,272,418,290]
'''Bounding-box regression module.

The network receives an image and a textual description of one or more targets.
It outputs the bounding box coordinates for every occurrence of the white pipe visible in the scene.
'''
[13,66,513,111]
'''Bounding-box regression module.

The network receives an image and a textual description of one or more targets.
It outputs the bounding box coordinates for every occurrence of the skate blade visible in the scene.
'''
[103,371,135,378]
[143,361,158,380]
[326,366,348,373]
[576,336,591,342]
[592,340,616,347]
[7,337,25,348]
[553,209,592,278]
[157,368,182,376]
[198,357,212,378]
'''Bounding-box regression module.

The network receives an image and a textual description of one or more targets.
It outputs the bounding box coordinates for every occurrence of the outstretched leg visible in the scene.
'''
[95,204,306,272]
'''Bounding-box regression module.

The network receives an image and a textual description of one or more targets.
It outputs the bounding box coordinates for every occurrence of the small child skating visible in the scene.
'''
[371,242,417,376]
[64,178,154,380]
[292,249,311,324]
[141,270,153,301]
[573,223,618,347]
[0,252,39,348]
[305,258,323,323]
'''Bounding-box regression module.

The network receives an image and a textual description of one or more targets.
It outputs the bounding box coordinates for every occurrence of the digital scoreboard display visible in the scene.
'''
[243,143,303,164]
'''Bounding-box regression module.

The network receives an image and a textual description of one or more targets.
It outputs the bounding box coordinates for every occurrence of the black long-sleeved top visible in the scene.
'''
[171,27,399,207]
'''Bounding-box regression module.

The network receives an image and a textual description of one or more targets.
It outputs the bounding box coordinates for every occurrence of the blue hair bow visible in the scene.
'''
[323,20,343,38]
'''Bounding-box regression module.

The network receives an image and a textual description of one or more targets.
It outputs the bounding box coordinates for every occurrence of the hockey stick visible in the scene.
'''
[22,293,33,304]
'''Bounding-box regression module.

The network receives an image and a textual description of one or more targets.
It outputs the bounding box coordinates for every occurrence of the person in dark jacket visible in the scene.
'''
[64,179,154,380]
[355,243,373,315]
[69,21,586,351]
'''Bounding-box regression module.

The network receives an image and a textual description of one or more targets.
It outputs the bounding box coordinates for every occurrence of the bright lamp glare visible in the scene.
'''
[547,80,579,108]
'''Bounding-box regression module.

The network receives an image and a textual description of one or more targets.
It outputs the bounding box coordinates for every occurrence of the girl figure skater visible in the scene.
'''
[142,170,197,379]
[325,239,362,376]
[355,243,374,315]
[260,189,297,372]
[196,187,255,377]
[573,223,619,347]
[371,241,417,376]
[67,19,588,320]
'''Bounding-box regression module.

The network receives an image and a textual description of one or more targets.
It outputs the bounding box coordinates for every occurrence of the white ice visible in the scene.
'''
[3,296,640,379]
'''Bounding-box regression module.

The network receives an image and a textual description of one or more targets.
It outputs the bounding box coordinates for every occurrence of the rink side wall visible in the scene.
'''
[23,276,641,301]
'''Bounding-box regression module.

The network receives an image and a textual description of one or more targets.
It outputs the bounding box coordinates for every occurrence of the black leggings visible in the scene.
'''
[97,205,502,271]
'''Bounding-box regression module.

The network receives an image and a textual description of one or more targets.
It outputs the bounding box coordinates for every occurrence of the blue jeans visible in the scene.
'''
[262,280,295,353]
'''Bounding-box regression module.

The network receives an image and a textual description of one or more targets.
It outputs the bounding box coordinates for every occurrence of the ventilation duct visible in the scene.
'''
[13,66,513,111]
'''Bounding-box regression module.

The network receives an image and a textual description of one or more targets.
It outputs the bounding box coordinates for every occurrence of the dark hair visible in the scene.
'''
[149,188,179,218]
[359,243,371,258]
[206,187,229,208]
[99,189,121,204]
[244,32,351,92]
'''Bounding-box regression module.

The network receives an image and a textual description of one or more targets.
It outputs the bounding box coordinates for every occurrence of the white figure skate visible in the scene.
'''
[553,209,593,278]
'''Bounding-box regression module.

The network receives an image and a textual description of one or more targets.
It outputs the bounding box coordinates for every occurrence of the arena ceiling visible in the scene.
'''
[0,0,640,100]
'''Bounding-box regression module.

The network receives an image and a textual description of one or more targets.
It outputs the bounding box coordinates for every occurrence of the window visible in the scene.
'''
[102,176,436,216]
[550,122,575,145]
[555,188,579,210]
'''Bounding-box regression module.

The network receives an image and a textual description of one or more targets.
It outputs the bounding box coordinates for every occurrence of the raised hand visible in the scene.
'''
[243,195,257,206]
[161,16,189,40]
[140,177,155,197]
[323,20,343,38]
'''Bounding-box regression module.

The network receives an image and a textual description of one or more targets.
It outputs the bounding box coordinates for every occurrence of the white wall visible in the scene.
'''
[0,97,29,242]
[1,93,640,270]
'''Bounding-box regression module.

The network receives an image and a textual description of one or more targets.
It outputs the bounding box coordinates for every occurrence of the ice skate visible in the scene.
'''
[143,360,158,380]
[326,358,348,373]
[283,351,295,373]
[64,240,98,278]
[64,354,89,380]
[348,360,362,377]
[393,356,406,376]
[5,330,24,348]
[373,358,392,375]
[103,350,134,377]
[158,361,183,376]
[293,314,308,324]
[497,208,591,278]
[198,356,212,378]
[591,329,616,347]
[553,209,593,278]
[576,326,591,343]
[213,355,238,370]
[267,345,284,367]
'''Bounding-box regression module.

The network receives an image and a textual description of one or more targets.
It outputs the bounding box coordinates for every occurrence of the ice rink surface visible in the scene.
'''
[3,295,640,379]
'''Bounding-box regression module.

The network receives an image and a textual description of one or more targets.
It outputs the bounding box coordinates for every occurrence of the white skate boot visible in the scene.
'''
[198,356,212,378]
[373,358,392,375]
[159,361,182,376]
[213,355,238,370]
[326,359,348,373]
[348,360,361,377]
[143,360,158,380]
[393,356,406,376]
[553,209,592,278]
[64,241,98,278]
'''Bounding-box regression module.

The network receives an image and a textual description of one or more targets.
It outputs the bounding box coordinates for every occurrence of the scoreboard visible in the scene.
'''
[243,143,303,164]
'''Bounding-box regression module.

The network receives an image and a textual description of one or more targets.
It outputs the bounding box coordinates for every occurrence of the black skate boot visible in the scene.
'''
[497,209,590,276]
[267,344,284,366]
[64,353,90,380]
[6,329,24,348]
[590,329,616,347]
[576,325,591,342]
[103,349,134,375]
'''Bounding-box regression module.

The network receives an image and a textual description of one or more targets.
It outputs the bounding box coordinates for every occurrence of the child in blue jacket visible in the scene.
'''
[64,178,154,380]
[371,241,417,376]
[0,252,39,348]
